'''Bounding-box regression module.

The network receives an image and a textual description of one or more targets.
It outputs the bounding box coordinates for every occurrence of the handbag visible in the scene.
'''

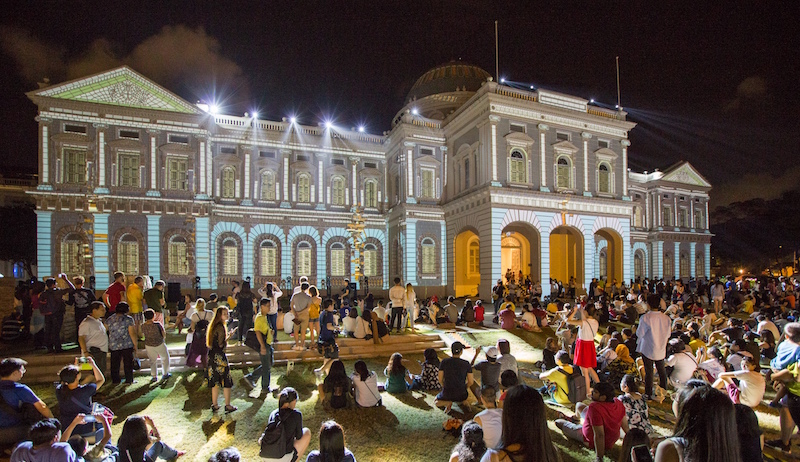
[132,357,141,371]
[245,329,261,351]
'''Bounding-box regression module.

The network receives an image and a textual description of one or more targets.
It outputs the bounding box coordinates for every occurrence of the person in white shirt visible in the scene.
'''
[257,282,283,344]
[78,301,109,374]
[756,315,780,341]
[636,294,672,399]
[351,360,381,407]
[712,355,765,408]
[473,385,502,450]
[664,339,700,388]
[388,278,406,332]
[725,339,754,371]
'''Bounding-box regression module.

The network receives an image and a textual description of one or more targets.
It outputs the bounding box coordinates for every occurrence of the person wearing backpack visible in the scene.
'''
[39,274,76,353]
[69,276,96,330]
[555,381,626,462]
[259,387,311,462]
[539,350,579,405]
[243,298,274,396]
[186,299,213,368]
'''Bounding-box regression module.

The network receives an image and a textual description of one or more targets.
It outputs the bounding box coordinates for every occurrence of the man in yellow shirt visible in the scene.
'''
[539,351,575,405]
[243,298,274,396]
[127,276,145,337]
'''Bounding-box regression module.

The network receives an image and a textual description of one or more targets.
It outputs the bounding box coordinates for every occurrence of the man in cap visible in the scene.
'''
[469,346,501,405]
[435,341,474,413]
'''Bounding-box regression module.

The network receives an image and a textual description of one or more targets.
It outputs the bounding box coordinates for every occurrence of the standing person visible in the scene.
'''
[54,359,105,440]
[492,279,505,315]
[388,278,405,332]
[314,299,340,375]
[207,306,237,413]
[435,342,474,413]
[0,358,53,447]
[39,274,76,353]
[341,279,352,306]
[566,305,601,393]
[307,286,322,346]
[654,386,742,462]
[141,309,170,382]
[258,282,283,344]
[106,302,137,385]
[78,301,108,374]
[481,385,561,462]
[259,388,311,462]
[637,294,672,400]
[235,281,257,345]
[290,282,312,351]
[306,420,357,462]
[143,281,167,325]
[103,272,127,315]
[243,298,274,396]
[126,276,145,338]
[555,381,626,462]
[404,283,417,332]
[186,299,213,368]
[69,276,96,329]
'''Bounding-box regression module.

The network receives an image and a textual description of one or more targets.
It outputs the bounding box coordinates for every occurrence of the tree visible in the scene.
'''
[0,205,37,278]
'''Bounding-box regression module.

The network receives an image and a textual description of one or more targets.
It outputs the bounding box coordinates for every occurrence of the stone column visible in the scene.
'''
[242,146,252,204]
[621,139,630,195]
[147,130,161,197]
[93,124,109,194]
[538,124,549,191]
[147,215,160,280]
[36,117,53,190]
[93,213,110,288]
[582,132,592,195]
[404,142,416,204]
[404,219,418,285]
[489,115,501,185]
[674,242,680,279]
[36,211,53,276]
[194,217,211,289]
[689,242,697,278]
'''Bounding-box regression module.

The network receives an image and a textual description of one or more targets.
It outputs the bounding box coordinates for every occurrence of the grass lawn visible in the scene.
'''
[23,326,790,462]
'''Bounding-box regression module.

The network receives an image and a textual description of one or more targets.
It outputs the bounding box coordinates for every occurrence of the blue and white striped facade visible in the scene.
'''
[26,64,712,299]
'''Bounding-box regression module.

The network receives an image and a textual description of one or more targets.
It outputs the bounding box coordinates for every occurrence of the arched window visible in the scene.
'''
[680,253,690,278]
[330,242,346,277]
[421,238,436,274]
[663,253,673,279]
[118,234,139,275]
[221,166,236,198]
[331,176,345,206]
[365,180,378,208]
[296,241,312,276]
[468,240,479,274]
[222,238,238,275]
[168,236,188,275]
[598,163,611,193]
[509,150,526,183]
[464,159,470,189]
[297,173,311,203]
[363,243,378,277]
[260,171,276,201]
[634,251,644,279]
[556,157,571,189]
[259,240,277,276]
[598,249,608,279]
[61,233,84,276]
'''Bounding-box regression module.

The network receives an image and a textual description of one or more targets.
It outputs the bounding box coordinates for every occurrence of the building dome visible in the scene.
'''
[406,61,492,103]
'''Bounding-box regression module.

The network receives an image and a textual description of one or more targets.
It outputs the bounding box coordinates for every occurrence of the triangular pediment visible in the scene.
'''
[660,162,711,188]
[551,140,579,152]
[29,66,201,114]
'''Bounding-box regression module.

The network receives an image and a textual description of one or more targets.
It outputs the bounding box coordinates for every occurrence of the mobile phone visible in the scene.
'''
[631,445,653,462]
[83,415,96,423]
[78,357,93,371]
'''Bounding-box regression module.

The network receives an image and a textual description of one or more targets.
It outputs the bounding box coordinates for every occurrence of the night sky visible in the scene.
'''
[1,2,797,209]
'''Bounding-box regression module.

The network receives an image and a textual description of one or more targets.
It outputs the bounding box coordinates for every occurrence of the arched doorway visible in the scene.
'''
[501,224,541,284]
[595,228,623,283]
[454,229,480,297]
[549,226,583,289]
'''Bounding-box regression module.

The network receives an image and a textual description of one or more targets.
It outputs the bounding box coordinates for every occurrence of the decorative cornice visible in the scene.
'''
[537,123,549,131]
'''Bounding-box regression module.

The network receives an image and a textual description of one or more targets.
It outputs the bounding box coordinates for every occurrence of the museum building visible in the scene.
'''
[26,63,712,298]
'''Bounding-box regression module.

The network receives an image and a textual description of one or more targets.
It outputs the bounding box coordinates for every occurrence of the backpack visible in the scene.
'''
[194,311,212,341]
[259,411,287,458]
[376,320,389,338]
[557,367,587,403]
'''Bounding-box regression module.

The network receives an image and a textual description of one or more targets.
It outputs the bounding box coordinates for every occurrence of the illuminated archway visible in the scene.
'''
[501,223,541,284]
[454,229,480,297]
[549,226,583,287]
[595,228,623,282]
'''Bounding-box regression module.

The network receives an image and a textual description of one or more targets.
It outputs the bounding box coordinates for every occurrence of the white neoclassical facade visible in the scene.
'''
[26,63,711,299]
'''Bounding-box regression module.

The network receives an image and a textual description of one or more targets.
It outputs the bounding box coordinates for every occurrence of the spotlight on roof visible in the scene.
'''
[500,78,506,83]
[615,104,620,109]
[411,108,419,115]
[252,112,259,119]
[358,125,365,133]
[530,85,535,90]
[289,116,297,124]
[209,104,219,115]
[325,120,333,129]
[590,99,595,103]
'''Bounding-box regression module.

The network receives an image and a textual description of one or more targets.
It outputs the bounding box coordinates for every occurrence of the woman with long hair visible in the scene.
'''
[207,307,237,413]
[655,385,742,462]
[351,360,381,407]
[319,360,351,409]
[260,387,311,462]
[259,281,283,344]
[404,283,417,332]
[383,352,411,394]
[305,420,356,462]
[450,420,487,462]
[117,415,184,461]
[235,281,257,345]
[617,428,650,462]
[186,298,213,368]
[411,348,441,391]
[481,385,561,462]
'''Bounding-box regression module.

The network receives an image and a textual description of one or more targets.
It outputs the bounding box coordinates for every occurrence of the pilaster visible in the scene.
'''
[404,218,418,285]
[581,132,591,195]
[538,124,549,191]
[36,211,53,276]
[93,214,110,288]
[93,124,109,194]
[195,217,211,288]
[146,215,161,280]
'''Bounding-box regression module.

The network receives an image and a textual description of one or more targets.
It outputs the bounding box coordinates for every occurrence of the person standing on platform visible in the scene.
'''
[143,280,167,324]
[103,272,126,315]
[69,276,96,330]
[38,274,75,353]
[388,278,405,333]
[78,301,108,374]
[127,276,145,338]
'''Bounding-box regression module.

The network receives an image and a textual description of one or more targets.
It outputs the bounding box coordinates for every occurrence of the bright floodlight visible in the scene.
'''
[289,116,297,124]
[500,78,505,83]
[209,104,219,115]
[358,126,365,133]
[590,99,595,103]
[325,121,333,129]
[411,108,419,115]
[252,112,259,119]
[615,104,620,109]
[530,85,534,89]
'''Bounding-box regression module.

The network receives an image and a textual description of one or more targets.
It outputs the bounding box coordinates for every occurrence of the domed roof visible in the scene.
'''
[407,61,492,103]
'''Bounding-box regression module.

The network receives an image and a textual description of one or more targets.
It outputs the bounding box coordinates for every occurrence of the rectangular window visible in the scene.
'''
[662,207,672,227]
[363,250,377,277]
[331,248,346,276]
[422,245,436,273]
[678,209,688,227]
[168,241,188,275]
[694,210,703,229]
[297,155,309,162]
[297,248,312,275]
[259,151,276,158]
[260,247,277,276]
[598,140,609,149]
[61,240,82,275]
[509,123,526,133]
[556,132,570,141]
[420,147,434,156]
[119,130,140,140]
[119,242,139,274]
[468,244,479,274]
[222,246,238,275]
[220,147,236,154]
[63,148,86,184]
[168,134,189,144]
[118,153,140,187]
[64,124,87,134]
[365,162,377,169]
[332,159,345,166]
[167,158,188,190]
[421,169,435,198]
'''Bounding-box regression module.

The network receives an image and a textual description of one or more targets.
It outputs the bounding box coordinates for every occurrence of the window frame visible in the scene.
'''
[297,173,311,203]
[221,166,236,198]
[221,238,239,276]
[259,240,278,276]
[167,157,188,191]
[509,149,527,184]
[421,238,436,274]
[168,236,189,275]
[331,175,346,206]
[62,148,87,185]
[260,170,276,201]
[118,234,139,275]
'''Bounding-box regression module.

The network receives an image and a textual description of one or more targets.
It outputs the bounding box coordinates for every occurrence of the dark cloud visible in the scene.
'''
[0,26,65,83]
[724,76,768,111]
[712,165,800,209]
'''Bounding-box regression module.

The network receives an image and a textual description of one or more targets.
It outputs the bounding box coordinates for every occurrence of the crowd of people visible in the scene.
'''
[4,270,800,461]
